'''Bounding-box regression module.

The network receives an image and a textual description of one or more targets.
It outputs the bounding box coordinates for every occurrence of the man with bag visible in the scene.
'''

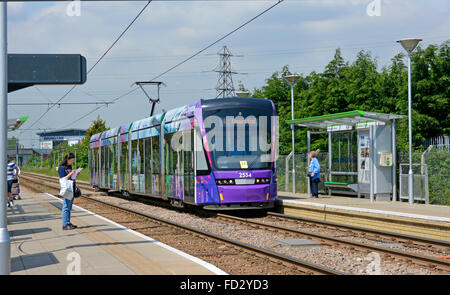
[58,153,78,230]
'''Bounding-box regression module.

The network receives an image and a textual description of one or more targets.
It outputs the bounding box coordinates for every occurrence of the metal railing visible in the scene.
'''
[399,163,429,204]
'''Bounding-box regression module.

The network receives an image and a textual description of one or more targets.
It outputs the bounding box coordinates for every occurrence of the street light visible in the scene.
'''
[397,38,422,205]
[0,1,9,275]
[284,74,300,194]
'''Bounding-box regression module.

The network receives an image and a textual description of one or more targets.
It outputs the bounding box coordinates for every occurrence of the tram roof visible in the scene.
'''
[130,113,163,132]
[286,110,405,129]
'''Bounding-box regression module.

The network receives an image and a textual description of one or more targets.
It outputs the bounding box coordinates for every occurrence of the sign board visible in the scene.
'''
[8,54,87,92]
[40,141,53,150]
[327,125,352,132]
[356,121,385,129]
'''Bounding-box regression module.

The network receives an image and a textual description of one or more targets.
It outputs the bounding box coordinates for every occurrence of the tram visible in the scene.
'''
[89,97,277,210]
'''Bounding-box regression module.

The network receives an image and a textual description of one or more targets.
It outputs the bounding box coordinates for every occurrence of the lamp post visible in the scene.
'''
[397,38,422,205]
[0,1,9,275]
[284,74,300,194]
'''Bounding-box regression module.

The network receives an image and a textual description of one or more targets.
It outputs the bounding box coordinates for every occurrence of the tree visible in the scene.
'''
[252,41,449,153]
[48,115,109,169]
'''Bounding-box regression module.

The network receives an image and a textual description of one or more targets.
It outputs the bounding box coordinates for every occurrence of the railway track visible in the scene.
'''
[19,172,344,275]
[20,171,450,274]
[214,213,450,272]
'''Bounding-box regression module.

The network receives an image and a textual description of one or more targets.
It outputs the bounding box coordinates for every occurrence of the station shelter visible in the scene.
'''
[286,110,405,202]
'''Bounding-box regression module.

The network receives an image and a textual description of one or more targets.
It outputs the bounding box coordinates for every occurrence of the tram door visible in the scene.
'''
[183,129,195,203]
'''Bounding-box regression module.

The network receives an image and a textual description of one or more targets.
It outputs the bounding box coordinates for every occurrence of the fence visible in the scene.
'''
[425,136,449,151]
[398,151,450,205]
[399,164,429,203]
[277,152,330,194]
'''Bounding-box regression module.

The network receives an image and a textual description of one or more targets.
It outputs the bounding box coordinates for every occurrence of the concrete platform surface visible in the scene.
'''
[7,187,226,275]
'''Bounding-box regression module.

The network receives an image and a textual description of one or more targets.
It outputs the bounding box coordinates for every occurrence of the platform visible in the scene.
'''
[277,191,450,241]
[7,186,226,275]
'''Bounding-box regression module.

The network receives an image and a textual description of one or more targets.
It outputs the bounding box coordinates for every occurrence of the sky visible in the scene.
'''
[7,0,450,148]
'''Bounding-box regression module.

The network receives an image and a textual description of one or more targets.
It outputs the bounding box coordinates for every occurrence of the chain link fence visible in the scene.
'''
[277,152,329,194]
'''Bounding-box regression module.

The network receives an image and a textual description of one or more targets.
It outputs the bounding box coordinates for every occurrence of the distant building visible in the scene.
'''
[37,129,86,150]
[6,148,50,167]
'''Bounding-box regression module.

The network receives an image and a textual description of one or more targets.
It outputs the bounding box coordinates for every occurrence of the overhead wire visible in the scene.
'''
[60,0,285,129]
[23,0,153,131]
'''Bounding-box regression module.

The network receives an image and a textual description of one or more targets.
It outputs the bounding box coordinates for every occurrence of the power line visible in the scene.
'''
[61,0,284,129]
[149,0,284,82]
[8,102,113,106]
[24,0,153,131]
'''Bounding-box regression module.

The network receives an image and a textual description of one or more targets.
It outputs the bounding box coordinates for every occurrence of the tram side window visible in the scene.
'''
[164,132,175,197]
[120,138,129,190]
[139,138,145,193]
[105,144,110,187]
[109,143,116,182]
[131,138,138,192]
[144,137,152,194]
[152,135,160,195]
[94,147,99,182]
[101,145,106,186]
[90,148,95,181]
[195,128,210,175]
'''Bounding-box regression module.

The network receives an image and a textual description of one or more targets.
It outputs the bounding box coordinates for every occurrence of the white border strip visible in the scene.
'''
[44,193,228,275]
[281,199,450,223]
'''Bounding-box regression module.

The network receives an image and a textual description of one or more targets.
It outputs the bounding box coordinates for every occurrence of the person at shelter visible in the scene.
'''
[308,151,321,199]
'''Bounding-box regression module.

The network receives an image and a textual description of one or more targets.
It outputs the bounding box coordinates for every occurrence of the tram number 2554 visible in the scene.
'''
[239,172,252,178]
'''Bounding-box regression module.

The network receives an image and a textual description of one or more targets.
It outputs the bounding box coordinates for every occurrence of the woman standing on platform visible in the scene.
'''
[308,151,321,198]
[59,153,77,230]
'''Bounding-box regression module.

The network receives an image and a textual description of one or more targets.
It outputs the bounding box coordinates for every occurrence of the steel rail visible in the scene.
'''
[20,173,344,275]
[267,212,450,249]
[217,213,450,271]
[21,172,449,271]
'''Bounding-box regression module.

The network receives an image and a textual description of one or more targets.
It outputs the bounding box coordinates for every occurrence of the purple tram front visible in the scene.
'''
[89,97,277,210]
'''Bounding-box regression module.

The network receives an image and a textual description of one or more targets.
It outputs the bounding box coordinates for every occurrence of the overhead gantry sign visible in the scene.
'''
[8,54,87,93]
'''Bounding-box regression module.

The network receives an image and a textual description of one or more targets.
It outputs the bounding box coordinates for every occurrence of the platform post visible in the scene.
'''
[0,0,11,275]
[328,132,332,196]
[407,53,414,205]
[307,130,311,196]
[392,120,397,202]
[369,125,374,202]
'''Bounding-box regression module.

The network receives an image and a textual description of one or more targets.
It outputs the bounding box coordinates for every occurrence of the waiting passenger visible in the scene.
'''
[6,158,19,208]
[59,153,77,230]
[308,151,321,199]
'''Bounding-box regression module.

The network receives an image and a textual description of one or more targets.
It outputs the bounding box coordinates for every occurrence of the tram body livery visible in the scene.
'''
[89,97,277,210]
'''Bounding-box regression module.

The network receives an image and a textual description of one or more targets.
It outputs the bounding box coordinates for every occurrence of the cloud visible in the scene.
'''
[7,0,450,147]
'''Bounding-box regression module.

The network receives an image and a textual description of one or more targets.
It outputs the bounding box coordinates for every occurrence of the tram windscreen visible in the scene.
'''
[203,107,274,171]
